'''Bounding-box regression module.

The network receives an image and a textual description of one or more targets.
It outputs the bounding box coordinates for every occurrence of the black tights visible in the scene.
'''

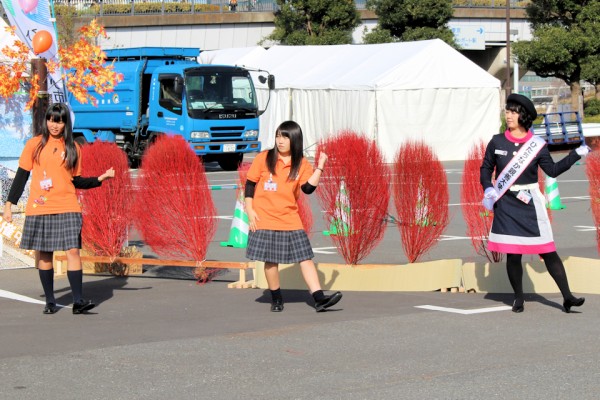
[506,252,576,306]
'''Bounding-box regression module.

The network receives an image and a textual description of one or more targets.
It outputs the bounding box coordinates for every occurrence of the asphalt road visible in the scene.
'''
[1,151,598,399]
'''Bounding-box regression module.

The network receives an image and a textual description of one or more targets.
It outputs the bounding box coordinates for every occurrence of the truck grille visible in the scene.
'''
[211,132,243,139]
[210,126,244,139]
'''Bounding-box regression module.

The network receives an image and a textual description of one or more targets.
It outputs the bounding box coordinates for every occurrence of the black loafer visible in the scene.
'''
[270,299,284,312]
[564,297,585,313]
[512,303,524,313]
[72,299,95,314]
[43,303,58,314]
[315,291,342,312]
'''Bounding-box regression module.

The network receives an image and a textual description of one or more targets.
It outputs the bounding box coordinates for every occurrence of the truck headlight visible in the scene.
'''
[191,131,209,139]
[244,129,259,139]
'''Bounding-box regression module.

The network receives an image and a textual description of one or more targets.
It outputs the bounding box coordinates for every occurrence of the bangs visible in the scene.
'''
[276,129,291,138]
[47,104,68,123]
[505,102,522,113]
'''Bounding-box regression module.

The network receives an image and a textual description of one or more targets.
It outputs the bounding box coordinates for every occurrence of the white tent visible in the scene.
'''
[199,46,267,67]
[201,40,501,161]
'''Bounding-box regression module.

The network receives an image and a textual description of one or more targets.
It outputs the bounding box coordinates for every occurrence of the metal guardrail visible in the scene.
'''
[43,0,529,17]
[0,0,531,19]
[532,111,584,145]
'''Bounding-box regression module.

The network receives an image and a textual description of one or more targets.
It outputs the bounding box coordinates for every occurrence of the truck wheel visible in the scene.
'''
[128,156,140,169]
[218,153,243,171]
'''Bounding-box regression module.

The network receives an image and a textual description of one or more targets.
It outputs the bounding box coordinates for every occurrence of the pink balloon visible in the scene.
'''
[18,0,38,13]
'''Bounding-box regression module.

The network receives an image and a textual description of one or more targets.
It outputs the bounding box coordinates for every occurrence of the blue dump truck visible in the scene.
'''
[69,47,274,170]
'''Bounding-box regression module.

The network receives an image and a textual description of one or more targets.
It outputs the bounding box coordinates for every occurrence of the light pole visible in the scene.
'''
[505,0,511,96]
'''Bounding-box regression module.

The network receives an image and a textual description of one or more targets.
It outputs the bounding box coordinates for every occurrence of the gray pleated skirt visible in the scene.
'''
[20,213,82,252]
[246,229,314,264]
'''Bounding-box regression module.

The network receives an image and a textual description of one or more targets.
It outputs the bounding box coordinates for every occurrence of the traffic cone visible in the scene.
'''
[545,176,566,210]
[323,180,351,236]
[220,190,249,248]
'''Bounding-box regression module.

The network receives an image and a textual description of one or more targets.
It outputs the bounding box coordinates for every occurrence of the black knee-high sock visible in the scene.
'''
[311,290,325,303]
[67,270,83,303]
[540,252,575,301]
[39,269,55,304]
[270,288,282,302]
[506,253,524,305]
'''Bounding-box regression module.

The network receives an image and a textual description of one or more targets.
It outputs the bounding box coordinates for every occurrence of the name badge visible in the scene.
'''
[516,190,532,204]
[40,178,53,190]
[495,149,508,156]
[264,181,277,192]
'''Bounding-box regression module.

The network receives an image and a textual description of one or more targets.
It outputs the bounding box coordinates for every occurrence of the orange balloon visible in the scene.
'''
[32,30,52,55]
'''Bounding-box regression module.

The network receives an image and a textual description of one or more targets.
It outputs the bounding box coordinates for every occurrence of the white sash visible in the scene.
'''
[494,135,546,199]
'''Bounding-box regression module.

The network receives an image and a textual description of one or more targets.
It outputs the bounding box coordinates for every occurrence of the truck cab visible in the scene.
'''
[69,47,273,170]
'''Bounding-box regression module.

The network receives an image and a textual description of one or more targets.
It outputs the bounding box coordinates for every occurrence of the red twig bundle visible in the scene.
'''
[237,161,251,186]
[316,130,389,265]
[460,141,502,263]
[132,136,217,280]
[393,141,449,263]
[297,192,314,238]
[79,142,131,259]
[585,151,600,254]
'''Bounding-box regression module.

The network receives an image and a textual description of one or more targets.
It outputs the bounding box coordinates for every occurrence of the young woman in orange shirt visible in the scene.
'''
[245,120,342,312]
[3,103,115,315]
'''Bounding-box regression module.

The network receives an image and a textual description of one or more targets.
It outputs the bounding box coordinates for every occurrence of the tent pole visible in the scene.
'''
[288,87,293,120]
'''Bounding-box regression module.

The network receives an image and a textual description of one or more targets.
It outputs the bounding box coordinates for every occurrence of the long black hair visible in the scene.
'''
[266,120,304,181]
[506,101,534,131]
[33,103,78,172]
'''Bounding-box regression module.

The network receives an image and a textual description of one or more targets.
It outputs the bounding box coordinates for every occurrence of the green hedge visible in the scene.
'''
[452,0,530,7]
[54,3,222,17]
[585,99,600,117]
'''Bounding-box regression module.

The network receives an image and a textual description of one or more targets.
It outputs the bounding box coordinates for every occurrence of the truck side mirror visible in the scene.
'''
[268,75,275,90]
[173,76,183,95]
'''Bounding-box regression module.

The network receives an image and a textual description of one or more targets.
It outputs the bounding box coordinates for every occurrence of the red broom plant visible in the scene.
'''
[132,136,217,282]
[298,192,314,238]
[460,140,502,263]
[79,142,132,261]
[585,151,600,254]
[393,141,449,263]
[316,130,389,265]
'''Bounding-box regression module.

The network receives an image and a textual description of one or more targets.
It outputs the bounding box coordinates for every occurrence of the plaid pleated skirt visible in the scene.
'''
[20,213,83,252]
[246,229,314,264]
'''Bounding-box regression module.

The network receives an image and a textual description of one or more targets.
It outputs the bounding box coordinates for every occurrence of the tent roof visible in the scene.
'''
[198,46,267,70]
[200,40,500,91]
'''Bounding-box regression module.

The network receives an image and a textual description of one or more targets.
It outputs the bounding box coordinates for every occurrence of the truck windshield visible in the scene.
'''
[184,71,258,115]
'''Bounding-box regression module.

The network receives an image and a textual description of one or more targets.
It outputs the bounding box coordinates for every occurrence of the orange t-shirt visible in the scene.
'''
[246,150,313,231]
[19,136,82,216]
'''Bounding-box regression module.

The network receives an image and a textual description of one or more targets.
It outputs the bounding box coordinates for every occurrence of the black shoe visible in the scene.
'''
[512,300,524,313]
[315,291,342,312]
[563,297,585,313]
[270,299,284,312]
[43,303,58,314]
[72,299,95,314]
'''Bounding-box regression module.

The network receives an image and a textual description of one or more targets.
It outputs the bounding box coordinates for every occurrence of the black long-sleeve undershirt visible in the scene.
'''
[244,179,316,198]
[6,167,102,204]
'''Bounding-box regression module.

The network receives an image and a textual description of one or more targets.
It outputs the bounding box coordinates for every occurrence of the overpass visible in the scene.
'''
[71,2,532,88]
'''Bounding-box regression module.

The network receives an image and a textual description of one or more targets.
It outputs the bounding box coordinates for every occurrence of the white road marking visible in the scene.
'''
[438,235,472,241]
[0,289,70,308]
[575,225,596,232]
[415,305,512,314]
[312,247,338,255]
